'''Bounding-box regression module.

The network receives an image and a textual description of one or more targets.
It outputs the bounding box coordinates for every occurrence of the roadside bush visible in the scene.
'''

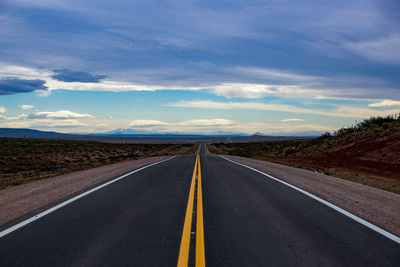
[330,114,399,138]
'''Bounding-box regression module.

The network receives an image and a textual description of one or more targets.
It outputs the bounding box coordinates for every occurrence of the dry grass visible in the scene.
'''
[0,138,194,189]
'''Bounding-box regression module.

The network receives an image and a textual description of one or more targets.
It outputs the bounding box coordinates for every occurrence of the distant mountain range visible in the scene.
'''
[95,127,250,137]
[0,128,313,143]
[0,128,84,139]
[0,128,247,140]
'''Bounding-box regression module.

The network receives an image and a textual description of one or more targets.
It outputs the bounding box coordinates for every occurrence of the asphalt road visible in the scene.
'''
[1,145,399,266]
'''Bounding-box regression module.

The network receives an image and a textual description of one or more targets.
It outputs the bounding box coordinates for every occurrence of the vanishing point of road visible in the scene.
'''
[0,145,399,266]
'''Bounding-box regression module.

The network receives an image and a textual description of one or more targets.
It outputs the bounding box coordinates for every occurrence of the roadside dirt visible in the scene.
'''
[0,156,170,228]
[223,155,400,237]
[274,134,400,190]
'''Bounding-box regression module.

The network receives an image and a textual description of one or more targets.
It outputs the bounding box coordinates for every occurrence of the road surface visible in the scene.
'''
[0,145,399,266]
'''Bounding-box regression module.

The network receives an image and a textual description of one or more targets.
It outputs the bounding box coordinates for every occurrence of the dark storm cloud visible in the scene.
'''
[0,77,48,95]
[51,69,107,83]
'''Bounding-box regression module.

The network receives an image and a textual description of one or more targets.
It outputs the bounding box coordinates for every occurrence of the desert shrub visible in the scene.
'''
[319,132,332,139]
[354,114,399,129]
[382,122,390,129]
[334,127,354,137]
[328,114,399,138]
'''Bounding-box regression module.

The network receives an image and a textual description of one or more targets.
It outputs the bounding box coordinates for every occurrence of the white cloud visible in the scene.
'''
[0,64,52,80]
[0,64,195,93]
[179,119,235,127]
[333,106,400,118]
[368,99,400,108]
[19,104,35,110]
[344,34,400,64]
[211,83,279,98]
[0,107,7,120]
[0,119,88,128]
[25,110,92,120]
[0,108,91,128]
[233,67,318,82]
[128,119,235,128]
[0,63,397,100]
[210,82,374,100]
[45,79,162,92]
[49,79,337,100]
[168,100,400,119]
[5,114,28,120]
[128,120,170,127]
[125,118,334,135]
[126,118,237,134]
[281,118,305,122]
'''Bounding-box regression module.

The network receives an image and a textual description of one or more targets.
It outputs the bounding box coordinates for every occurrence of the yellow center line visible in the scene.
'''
[177,154,206,267]
[196,156,206,267]
[177,155,198,267]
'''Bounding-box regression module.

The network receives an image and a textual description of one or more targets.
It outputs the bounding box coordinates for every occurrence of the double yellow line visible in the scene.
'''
[177,154,205,267]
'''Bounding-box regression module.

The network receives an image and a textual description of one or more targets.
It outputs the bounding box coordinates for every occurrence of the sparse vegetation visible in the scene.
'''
[0,138,195,189]
[210,115,400,194]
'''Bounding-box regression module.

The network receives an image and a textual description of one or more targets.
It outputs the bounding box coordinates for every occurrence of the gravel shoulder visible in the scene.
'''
[0,156,170,228]
[223,155,400,237]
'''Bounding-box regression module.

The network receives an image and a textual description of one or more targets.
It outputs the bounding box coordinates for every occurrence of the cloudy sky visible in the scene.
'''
[0,0,399,135]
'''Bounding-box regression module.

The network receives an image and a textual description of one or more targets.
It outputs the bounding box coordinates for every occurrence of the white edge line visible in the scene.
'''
[0,156,177,239]
[219,155,400,245]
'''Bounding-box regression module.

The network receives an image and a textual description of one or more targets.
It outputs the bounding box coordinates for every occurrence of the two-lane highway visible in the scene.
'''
[0,145,399,266]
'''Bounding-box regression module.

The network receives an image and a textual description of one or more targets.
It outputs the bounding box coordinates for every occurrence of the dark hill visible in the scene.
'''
[0,128,82,139]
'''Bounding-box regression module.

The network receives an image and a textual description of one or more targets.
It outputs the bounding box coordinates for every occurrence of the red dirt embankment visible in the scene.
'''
[273,133,400,191]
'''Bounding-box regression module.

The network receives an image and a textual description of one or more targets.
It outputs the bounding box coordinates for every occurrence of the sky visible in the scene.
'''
[0,0,399,135]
